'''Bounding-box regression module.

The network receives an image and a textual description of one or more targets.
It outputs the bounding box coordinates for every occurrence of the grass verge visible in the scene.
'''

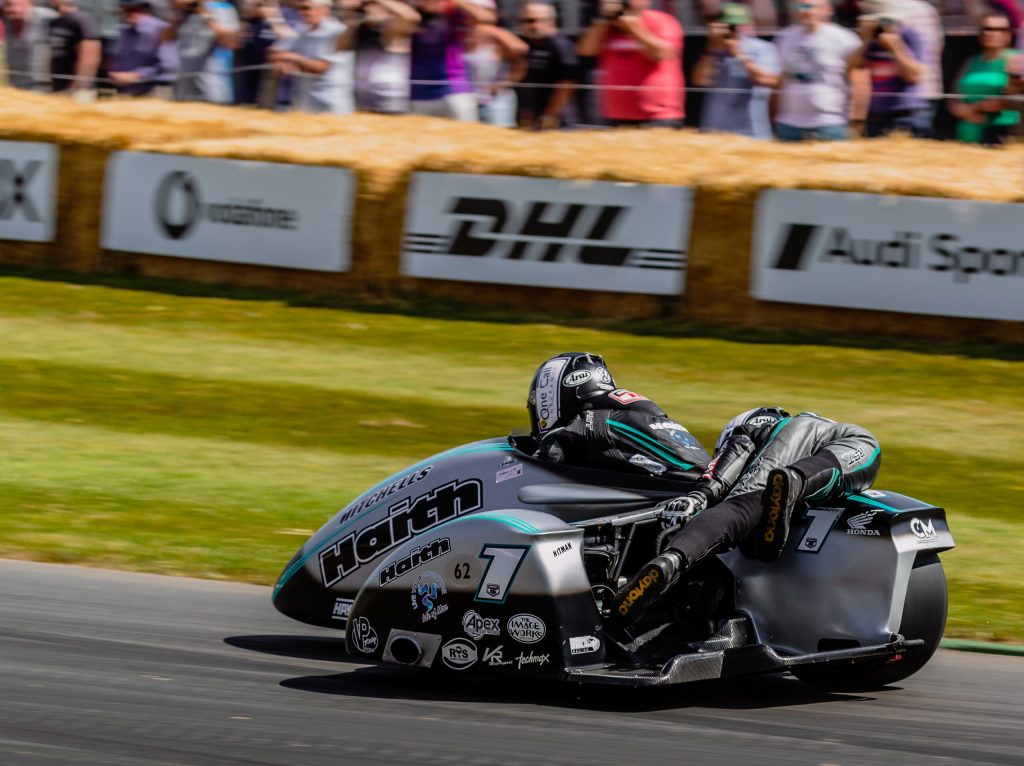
[1,274,1021,641]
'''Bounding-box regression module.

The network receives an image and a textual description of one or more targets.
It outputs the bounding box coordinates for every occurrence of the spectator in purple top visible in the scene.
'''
[409,0,494,120]
[849,0,927,137]
[108,0,178,95]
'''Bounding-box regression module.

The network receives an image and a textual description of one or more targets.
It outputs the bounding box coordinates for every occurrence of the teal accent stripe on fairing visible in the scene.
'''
[273,441,515,596]
[606,420,695,469]
[846,494,923,513]
[450,512,539,534]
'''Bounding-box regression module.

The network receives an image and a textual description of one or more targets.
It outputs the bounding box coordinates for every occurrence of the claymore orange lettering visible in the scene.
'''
[617,568,660,616]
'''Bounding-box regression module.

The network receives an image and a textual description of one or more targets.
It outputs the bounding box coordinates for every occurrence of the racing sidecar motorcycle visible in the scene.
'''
[273,436,954,690]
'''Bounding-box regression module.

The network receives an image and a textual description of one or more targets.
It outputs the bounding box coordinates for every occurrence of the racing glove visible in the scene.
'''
[658,491,707,529]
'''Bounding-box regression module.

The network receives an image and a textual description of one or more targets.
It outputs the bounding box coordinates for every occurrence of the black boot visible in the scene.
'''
[608,550,687,629]
[751,452,842,562]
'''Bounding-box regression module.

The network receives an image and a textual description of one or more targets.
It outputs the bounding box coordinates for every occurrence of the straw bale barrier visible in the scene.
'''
[1,89,1021,342]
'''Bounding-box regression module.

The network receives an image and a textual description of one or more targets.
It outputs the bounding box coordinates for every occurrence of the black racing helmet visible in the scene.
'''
[527,352,616,438]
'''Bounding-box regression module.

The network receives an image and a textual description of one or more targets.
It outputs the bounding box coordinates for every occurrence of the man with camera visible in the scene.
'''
[691,3,779,139]
[164,0,239,103]
[337,0,421,114]
[848,1,927,137]
[577,0,684,128]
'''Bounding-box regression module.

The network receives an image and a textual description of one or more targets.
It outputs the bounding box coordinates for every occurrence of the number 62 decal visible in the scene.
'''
[474,544,530,604]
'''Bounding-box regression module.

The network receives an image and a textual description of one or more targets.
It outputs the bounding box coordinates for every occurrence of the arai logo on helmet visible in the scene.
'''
[563,370,592,387]
[507,613,546,644]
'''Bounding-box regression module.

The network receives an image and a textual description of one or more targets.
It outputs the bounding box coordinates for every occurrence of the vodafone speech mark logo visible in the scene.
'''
[154,171,201,240]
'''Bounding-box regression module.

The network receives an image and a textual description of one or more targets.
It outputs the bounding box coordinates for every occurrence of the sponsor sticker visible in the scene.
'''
[569,635,601,655]
[482,645,513,667]
[629,454,666,475]
[563,370,593,387]
[496,463,524,483]
[608,389,649,405]
[331,598,354,621]
[350,616,378,654]
[507,613,546,644]
[335,466,433,528]
[910,517,939,541]
[551,542,573,558]
[319,478,482,587]
[462,610,501,640]
[379,537,451,586]
[441,638,478,670]
[411,571,449,623]
[846,510,881,536]
[862,490,886,498]
[515,651,550,670]
[535,357,568,432]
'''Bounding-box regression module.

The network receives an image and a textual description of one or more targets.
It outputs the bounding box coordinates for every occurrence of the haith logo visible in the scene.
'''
[0,159,42,222]
[405,197,682,270]
[154,171,202,240]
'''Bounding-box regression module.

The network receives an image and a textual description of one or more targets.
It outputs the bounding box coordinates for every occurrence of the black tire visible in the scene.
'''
[791,554,948,691]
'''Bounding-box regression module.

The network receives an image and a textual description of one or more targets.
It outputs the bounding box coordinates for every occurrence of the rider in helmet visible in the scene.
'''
[527,352,711,481]
[609,406,882,629]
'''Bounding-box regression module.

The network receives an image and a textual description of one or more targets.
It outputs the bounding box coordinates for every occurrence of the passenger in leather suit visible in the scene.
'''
[523,353,881,630]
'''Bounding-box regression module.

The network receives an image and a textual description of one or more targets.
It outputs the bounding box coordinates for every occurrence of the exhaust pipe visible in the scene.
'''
[388,636,423,665]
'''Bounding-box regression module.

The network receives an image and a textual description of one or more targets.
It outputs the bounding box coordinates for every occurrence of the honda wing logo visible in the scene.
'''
[847,511,877,530]
[0,159,42,222]
[154,171,202,240]
[405,197,682,271]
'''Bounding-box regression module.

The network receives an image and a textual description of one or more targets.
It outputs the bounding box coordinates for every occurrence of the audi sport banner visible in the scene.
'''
[753,190,1024,322]
[102,152,355,272]
[0,140,58,243]
[401,173,692,295]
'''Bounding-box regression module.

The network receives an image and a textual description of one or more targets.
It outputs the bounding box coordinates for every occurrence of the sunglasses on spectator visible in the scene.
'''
[790,2,815,10]
[981,25,1010,32]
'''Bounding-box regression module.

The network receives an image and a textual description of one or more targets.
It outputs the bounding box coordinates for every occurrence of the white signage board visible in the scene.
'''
[0,140,58,242]
[401,173,692,295]
[102,152,354,272]
[753,190,1024,322]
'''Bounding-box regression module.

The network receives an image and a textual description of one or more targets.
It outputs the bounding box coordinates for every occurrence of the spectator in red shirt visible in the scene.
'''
[577,0,684,127]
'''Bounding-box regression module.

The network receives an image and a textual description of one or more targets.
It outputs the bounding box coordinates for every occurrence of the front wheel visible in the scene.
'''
[791,553,947,691]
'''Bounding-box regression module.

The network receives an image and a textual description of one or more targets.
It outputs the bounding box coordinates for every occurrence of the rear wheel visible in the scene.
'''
[791,554,947,691]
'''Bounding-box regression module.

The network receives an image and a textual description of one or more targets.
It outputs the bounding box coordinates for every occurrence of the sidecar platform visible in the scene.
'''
[564,618,925,687]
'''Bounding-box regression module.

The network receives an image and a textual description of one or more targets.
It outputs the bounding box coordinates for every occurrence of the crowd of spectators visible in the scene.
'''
[1,0,1022,143]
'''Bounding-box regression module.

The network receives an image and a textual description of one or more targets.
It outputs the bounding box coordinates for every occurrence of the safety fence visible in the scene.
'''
[0,91,1021,342]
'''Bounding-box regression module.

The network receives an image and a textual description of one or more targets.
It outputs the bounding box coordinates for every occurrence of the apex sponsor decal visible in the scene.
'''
[507,613,546,644]
[319,479,483,587]
[462,610,500,640]
[379,537,451,585]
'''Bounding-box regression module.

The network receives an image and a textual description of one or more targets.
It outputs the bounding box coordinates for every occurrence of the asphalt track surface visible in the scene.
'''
[2,560,1022,766]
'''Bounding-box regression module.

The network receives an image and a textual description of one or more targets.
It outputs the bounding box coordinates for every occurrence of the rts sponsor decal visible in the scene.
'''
[507,613,546,644]
[379,537,451,585]
[569,635,601,655]
[350,617,378,654]
[608,389,648,405]
[319,478,482,587]
[410,571,449,623]
[462,610,500,640]
[331,598,354,621]
[441,638,478,670]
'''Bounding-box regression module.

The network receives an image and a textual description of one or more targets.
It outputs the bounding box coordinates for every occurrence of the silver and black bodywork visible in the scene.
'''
[273,437,954,689]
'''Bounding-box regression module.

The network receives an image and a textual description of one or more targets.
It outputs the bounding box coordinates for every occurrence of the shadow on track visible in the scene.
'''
[226,633,885,712]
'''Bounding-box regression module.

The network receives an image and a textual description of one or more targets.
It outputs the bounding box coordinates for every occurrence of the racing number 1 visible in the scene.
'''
[474,545,529,604]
